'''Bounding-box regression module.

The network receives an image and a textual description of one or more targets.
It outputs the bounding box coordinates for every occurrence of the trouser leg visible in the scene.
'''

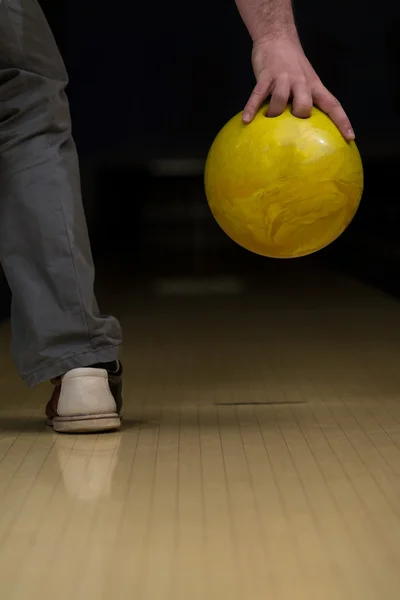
[0,0,122,387]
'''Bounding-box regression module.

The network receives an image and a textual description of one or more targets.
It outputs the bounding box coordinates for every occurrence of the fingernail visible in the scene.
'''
[347,128,355,140]
[242,112,251,123]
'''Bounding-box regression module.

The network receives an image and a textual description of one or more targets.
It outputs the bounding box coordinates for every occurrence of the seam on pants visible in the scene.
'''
[3,1,30,71]
[21,342,121,381]
[55,142,95,351]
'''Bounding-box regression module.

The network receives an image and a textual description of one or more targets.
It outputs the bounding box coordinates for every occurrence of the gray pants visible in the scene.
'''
[0,0,122,387]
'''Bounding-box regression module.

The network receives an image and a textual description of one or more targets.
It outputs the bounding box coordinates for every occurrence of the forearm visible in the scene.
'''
[235,0,298,43]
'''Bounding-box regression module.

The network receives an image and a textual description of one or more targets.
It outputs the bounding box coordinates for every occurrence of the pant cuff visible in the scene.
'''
[22,344,121,388]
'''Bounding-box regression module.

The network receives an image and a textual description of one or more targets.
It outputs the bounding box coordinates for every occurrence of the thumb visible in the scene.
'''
[243,77,272,123]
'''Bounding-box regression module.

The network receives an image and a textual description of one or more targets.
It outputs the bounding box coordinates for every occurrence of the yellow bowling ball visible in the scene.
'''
[204,105,364,258]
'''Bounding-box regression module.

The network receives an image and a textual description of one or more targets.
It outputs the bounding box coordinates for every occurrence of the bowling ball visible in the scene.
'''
[204,105,363,259]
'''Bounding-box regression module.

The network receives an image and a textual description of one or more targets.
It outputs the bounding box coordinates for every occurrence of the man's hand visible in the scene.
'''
[242,36,355,142]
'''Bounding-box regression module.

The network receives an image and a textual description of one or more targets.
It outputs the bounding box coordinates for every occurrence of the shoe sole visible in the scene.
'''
[48,413,121,434]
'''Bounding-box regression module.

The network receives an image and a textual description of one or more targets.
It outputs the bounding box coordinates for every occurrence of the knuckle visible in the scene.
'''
[319,90,341,108]
[277,72,290,83]
[293,75,307,86]
[273,92,287,104]
[253,87,265,97]
[329,96,342,109]
[254,81,269,96]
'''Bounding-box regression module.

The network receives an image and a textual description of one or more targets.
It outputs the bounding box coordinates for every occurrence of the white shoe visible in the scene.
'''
[46,364,123,434]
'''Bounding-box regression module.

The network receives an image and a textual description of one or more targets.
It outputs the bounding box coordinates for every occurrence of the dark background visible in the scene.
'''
[1,0,400,320]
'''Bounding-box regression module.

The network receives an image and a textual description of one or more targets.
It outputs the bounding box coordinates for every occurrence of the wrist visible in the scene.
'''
[253,23,299,45]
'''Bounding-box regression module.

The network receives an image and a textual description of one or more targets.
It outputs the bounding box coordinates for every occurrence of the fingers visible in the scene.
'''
[242,76,272,123]
[243,74,313,123]
[291,80,313,119]
[267,74,291,117]
[313,84,355,141]
[243,76,355,143]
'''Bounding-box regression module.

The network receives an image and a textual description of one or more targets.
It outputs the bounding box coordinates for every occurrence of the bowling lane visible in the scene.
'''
[1,265,400,599]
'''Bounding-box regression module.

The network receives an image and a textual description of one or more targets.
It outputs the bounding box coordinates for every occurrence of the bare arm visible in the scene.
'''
[235,0,354,140]
[235,0,297,43]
